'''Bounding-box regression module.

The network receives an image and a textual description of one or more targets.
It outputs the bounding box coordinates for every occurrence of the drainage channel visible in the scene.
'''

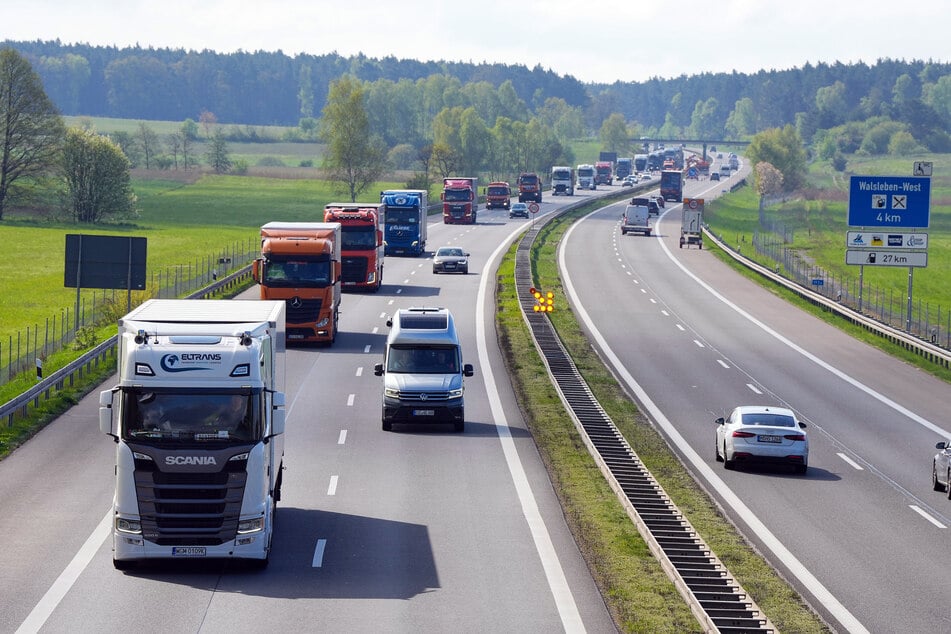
[514,219,776,633]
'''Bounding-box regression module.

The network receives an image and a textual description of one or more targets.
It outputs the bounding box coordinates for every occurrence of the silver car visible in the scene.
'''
[715,405,809,474]
[932,439,951,498]
[432,246,469,274]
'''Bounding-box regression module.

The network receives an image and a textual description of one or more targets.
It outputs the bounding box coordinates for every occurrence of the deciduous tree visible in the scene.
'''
[746,125,807,192]
[320,75,387,202]
[0,48,66,219]
[61,126,137,223]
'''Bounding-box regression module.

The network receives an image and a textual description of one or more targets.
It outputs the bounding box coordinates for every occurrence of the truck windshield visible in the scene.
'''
[121,389,263,443]
[341,226,377,249]
[487,187,508,196]
[385,208,419,224]
[444,189,471,202]
[386,346,459,374]
[552,171,570,179]
[263,257,331,286]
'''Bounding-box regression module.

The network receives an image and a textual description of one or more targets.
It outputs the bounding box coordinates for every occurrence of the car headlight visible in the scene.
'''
[458,259,467,265]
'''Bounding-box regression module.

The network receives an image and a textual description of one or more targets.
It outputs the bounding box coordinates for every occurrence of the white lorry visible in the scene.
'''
[680,199,704,248]
[100,299,287,569]
[621,203,652,236]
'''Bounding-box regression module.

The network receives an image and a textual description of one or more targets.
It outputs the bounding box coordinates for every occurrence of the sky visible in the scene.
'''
[4,1,949,85]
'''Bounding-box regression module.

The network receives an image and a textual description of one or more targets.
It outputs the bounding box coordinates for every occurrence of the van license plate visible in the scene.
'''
[172,547,206,557]
[413,409,435,416]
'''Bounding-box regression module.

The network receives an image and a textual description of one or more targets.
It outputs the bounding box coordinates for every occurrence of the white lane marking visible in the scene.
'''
[372,327,379,334]
[661,310,669,316]
[402,279,409,284]
[312,539,327,567]
[356,367,363,377]
[746,383,763,395]
[561,214,869,634]
[649,298,657,304]
[676,324,685,331]
[347,394,355,407]
[717,359,730,368]
[364,345,372,353]
[693,339,705,348]
[338,430,347,445]
[15,510,112,634]
[396,288,403,294]
[909,505,946,529]
[477,224,585,632]
[327,476,339,496]
[379,312,387,319]
[388,299,394,305]
[837,453,864,470]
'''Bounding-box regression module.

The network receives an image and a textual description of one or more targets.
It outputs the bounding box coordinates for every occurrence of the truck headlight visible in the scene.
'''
[237,517,264,534]
[116,517,142,534]
[315,317,330,328]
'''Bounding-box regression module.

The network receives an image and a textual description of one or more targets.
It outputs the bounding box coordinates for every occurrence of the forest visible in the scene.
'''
[4,40,951,162]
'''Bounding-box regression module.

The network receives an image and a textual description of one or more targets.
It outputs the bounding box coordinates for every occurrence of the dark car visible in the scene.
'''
[432,246,470,274]
[710,172,720,181]
[509,202,530,218]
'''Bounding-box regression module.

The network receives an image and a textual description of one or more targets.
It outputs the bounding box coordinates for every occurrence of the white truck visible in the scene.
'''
[550,165,575,196]
[621,203,652,236]
[680,198,704,248]
[99,299,287,570]
[576,164,596,190]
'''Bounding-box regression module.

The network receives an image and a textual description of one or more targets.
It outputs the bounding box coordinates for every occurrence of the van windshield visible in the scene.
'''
[386,346,459,373]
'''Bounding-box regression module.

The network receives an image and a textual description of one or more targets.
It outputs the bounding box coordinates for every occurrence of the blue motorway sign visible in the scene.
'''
[848,175,931,228]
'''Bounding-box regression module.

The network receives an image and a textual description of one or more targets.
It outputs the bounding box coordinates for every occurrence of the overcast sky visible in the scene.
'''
[5,1,948,84]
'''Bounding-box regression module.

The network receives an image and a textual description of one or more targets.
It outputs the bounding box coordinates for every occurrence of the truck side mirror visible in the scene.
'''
[374,363,384,376]
[463,363,474,377]
[99,389,117,438]
[251,259,260,282]
[270,391,286,436]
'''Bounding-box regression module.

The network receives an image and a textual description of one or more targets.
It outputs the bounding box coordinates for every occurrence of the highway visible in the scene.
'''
[0,190,617,633]
[560,168,951,633]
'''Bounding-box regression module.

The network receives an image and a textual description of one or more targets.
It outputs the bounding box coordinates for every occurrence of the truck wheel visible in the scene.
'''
[698,241,703,250]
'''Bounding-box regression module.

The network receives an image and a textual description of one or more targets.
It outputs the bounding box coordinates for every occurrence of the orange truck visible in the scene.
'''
[253,221,342,345]
[484,181,512,210]
[323,202,384,292]
[441,177,479,224]
[516,172,542,203]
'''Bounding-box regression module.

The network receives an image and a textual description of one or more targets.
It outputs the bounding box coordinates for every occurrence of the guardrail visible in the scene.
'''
[1,266,253,428]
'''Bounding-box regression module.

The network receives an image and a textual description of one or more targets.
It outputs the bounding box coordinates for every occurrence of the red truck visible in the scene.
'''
[517,172,542,203]
[442,177,479,224]
[323,202,384,292]
[484,181,512,210]
[594,161,613,186]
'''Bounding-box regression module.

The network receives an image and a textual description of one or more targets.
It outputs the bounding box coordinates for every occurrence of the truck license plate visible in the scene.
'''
[413,409,435,416]
[172,547,207,557]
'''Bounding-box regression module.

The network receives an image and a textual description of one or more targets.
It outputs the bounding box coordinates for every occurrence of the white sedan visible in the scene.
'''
[715,405,809,474]
[932,439,951,498]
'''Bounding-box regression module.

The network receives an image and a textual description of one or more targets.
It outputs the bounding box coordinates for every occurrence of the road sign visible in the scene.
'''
[845,250,927,268]
[528,202,540,214]
[846,231,928,250]
[848,175,931,228]
[913,161,933,176]
[683,197,704,210]
[811,278,824,286]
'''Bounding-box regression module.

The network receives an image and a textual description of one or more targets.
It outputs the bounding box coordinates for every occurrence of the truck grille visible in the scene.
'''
[285,297,322,323]
[133,456,248,545]
[341,256,369,283]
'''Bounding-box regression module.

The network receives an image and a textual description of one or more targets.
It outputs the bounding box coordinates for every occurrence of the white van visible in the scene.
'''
[374,307,474,432]
[719,165,732,178]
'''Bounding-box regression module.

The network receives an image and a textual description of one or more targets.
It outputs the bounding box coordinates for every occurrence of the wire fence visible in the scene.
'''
[0,239,258,386]
[746,226,950,350]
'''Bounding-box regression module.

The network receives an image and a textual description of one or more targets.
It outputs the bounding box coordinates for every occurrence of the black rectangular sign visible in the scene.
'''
[64,234,147,290]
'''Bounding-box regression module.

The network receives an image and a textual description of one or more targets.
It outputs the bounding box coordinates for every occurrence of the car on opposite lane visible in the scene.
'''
[715,405,809,474]
[932,439,951,498]
[432,246,470,274]
[509,202,530,218]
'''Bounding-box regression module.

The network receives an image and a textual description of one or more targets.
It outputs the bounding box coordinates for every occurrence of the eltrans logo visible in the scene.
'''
[160,353,222,373]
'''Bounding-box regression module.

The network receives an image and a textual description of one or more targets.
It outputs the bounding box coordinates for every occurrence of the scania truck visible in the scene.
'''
[100,299,287,570]
[253,222,341,344]
[441,177,479,224]
[324,202,384,292]
[381,189,428,257]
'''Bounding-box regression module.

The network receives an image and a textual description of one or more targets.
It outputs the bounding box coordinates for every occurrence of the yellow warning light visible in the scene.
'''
[529,286,554,312]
